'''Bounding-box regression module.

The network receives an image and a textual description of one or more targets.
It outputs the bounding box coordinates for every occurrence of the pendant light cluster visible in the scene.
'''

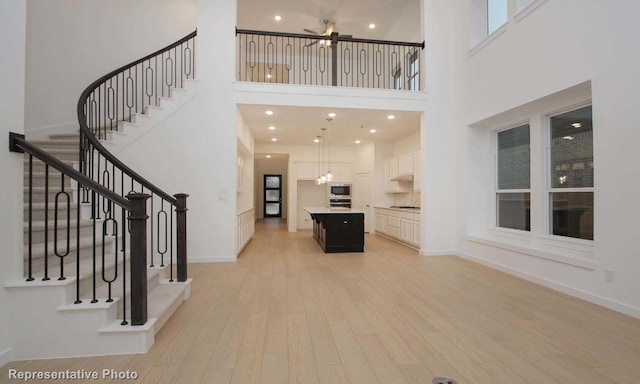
[316,117,334,185]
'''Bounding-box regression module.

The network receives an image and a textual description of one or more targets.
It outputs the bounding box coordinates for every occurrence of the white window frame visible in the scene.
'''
[406,50,420,91]
[494,122,531,232]
[543,102,594,242]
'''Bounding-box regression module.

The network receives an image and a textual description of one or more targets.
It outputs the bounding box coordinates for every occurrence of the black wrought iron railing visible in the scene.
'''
[236,29,424,90]
[71,32,195,325]
[10,133,163,326]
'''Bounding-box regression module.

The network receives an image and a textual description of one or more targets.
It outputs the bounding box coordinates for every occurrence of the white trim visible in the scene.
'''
[0,348,11,368]
[456,250,640,320]
[420,250,456,257]
[514,0,550,23]
[467,235,595,269]
[188,255,237,263]
[469,23,508,57]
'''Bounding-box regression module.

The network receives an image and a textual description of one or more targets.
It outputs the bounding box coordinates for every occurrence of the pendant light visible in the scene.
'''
[315,135,322,185]
[326,117,333,182]
[320,127,327,184]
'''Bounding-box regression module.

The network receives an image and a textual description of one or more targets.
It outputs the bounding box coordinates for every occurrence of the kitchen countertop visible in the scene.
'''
[304,207,366,214]
[374,206,421,212]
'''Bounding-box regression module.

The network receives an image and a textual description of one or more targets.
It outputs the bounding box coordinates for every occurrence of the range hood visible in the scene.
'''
[391,174,414,182]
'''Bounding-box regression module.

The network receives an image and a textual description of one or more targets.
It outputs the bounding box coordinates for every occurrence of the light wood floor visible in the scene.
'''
[2,218,640,383]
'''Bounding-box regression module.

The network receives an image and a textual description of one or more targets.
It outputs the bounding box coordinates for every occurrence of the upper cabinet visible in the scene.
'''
[385,151,420,193]
[398,153,414,176]
[297,163,317,180]
[297,162,353,183]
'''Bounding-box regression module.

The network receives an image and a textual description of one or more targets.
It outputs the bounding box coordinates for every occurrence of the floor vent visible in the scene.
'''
[433,377,458,384]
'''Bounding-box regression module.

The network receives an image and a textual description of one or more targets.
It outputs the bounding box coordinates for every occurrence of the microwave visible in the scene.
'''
[329,184,351,198]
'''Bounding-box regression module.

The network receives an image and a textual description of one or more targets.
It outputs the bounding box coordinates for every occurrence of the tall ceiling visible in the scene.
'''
[239,105,421,147]
[236,0,422,147]
[237,0,421,45]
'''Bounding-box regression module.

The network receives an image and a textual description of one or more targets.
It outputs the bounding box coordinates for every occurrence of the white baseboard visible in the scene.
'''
[26,121,77,139]
[420,250,456,257]
[456,251,640,320]
[0,348,11,368]
[188,255,237,263]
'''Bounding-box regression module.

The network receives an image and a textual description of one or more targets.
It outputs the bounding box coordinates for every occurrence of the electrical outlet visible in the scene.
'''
[605,269,615,282]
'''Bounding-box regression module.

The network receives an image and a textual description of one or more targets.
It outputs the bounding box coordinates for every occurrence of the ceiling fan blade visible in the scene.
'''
[325,22,335,35]
[304,28,320,35]
[305,40,320,47]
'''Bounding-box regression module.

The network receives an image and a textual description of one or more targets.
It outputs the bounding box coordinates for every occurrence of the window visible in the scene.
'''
[407,50,420,91]
[549,105,593,240]
[393,68,402,90]
[496,124,530,231]
[487,0,508,35]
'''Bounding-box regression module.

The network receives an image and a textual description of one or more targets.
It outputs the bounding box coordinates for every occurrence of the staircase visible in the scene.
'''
[5,31,196,361]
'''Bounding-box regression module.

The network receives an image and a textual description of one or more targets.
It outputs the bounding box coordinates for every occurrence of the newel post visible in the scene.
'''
[175,193,189,282]
[127,192,150,326]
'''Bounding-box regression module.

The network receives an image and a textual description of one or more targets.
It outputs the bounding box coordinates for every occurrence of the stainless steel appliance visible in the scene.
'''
[329,198,352,209]
[328,183,352,209]
[329,183,351,199]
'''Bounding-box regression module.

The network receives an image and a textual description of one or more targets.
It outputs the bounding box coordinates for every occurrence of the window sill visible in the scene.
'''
[514,0,550,23]
[467,229,595,270]
[469,24,508,57]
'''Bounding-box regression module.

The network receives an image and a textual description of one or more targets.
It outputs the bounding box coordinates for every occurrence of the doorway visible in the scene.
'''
[264,174,283,218]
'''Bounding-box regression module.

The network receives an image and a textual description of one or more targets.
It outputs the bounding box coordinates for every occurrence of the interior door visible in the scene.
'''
[264,174,282,218]
[355,172,372,233]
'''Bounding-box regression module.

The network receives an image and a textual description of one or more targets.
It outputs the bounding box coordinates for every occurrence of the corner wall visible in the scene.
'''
[0,1,27,366]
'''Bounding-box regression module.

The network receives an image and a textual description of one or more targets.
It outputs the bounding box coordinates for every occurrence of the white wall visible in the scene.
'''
[0,1,27,366]
[25,0,198,136]
[420,0,458,256]
[441,0,640,317]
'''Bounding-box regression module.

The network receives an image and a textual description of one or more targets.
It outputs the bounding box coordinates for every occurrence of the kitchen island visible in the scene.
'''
[304,207,365,253]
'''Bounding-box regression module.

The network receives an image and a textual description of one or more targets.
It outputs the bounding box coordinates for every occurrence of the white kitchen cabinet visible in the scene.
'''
[413,151,421,192]
[297,163,318,180]
[385,159,411,193]
[388,157,399,180]
[237,156,244,192]
[398,153,414,176]
[400,219,414,243]
[329,163,353,183]
[237,208,255,253]
[374,207,421,249]
[375,213,386,233]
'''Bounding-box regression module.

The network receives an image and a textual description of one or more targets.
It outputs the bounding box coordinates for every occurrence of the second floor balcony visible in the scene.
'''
[236,28,424,91]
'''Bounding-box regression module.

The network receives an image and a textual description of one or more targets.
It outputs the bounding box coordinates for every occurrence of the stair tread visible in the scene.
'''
[24,233,116,259]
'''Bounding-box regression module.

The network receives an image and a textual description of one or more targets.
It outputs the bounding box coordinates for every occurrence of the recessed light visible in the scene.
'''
[274,15,281,21]
[271,138,277,142]
[563,136,574,140]
[266,74,272,79]
[314,138,320,143]
[387,115,395,120]
[369,129,376,133]
[369,23,376,29]
[571,122,582,128]
[265,110,274,115]
[328,112,336,117]
[268,126,276,130]
[355,140,361,144]
[266,155,272,158]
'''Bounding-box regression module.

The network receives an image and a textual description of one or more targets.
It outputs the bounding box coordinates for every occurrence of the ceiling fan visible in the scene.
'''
[303,19,351,46]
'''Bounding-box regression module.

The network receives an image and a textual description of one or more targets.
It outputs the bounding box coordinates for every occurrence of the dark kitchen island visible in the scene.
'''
[304,207,365,253]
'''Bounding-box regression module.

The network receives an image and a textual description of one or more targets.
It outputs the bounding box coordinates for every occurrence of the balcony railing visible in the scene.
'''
[236,29,424,91]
